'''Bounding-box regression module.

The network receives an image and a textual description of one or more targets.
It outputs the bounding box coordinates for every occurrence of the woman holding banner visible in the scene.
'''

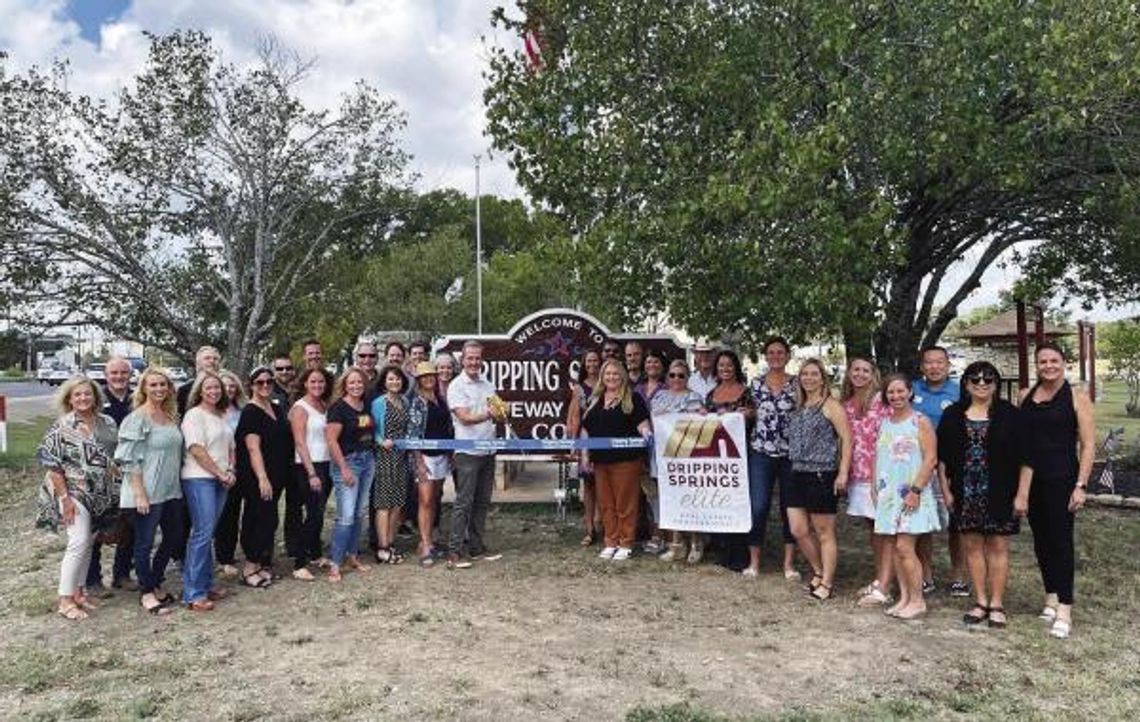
[652,358,705,562]
[582,359,652,562]
[705,350,755,570]
[786,359,852,601]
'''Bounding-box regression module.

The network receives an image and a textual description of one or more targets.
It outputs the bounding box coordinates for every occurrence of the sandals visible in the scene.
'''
[58,602,89,621]
[580,531,596,547]
[1049,617,1072,639]
[1039,605,1058,622]
[139,595,173,616]
[858,587,892,607]
[987,607,1007,629]
[963,603,989,626]
[802,572,823,593]
[375,547,403,565]
[185,599,215,612]
[207,588,230,601]
[292,568,316,582]
[241,569,272,589]
[419,552,436,568]
[784,568,802,582]
[327,566,343,583]
[809,582,833,601]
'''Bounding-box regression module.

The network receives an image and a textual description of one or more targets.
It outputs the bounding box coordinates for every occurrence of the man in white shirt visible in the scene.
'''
[688,341,718,398]
[446,340,505,567]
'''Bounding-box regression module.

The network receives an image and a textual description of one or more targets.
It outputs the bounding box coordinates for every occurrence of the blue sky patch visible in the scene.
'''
[65,0,131,44]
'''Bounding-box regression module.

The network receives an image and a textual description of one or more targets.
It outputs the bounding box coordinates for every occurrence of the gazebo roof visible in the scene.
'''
[957,309,1074,342]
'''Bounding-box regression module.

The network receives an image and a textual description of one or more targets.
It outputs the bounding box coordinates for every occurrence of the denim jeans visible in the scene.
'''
[747,452,795,547]
[181,478,228,603]
[131,500,185,594]
[329,451,375,566]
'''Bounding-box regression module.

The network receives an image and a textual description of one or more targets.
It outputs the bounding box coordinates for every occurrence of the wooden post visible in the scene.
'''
[1016,300,1030,390]
[1077,321,1087,383]
[1034,304,1046,349]
[1089,324,1097,402]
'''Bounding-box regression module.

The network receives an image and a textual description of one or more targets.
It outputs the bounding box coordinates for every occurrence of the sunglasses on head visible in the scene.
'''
[967,373,997,385]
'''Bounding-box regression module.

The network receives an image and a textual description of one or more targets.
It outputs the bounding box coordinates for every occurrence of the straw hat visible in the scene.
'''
[413,361,438,378]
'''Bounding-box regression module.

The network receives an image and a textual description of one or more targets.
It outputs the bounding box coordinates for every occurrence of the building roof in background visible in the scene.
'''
[956,309,1075,342]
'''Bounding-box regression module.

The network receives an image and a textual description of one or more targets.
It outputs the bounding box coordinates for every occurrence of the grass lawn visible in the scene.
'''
[1093,379,1140,449]
[0,460,1135,722]
[0,416,52,469]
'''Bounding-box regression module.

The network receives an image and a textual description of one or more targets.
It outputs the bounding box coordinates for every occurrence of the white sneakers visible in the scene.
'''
[598,546,632,561]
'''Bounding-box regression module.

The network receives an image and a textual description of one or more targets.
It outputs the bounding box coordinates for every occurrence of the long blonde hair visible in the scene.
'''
[587,359,635,416]
[132,367,178,419]
[796,359,832,408]
[840,356,881,417]
[218,369,247,409]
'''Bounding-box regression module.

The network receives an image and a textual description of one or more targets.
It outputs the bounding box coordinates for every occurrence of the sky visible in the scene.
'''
[2,0,1134,323]
[2,0,521,197]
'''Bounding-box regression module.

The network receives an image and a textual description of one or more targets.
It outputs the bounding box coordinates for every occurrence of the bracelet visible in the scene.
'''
[908,485,923,495]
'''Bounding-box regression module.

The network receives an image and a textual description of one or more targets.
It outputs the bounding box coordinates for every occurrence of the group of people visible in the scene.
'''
[37,338,502,618]
[37,334,1093,640]
[565,339,1093,639]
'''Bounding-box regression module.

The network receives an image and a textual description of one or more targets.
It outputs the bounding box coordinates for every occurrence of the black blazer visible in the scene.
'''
[936,399,1024,524]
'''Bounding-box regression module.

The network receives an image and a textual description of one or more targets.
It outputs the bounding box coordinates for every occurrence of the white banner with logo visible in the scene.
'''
[653,412,751,533]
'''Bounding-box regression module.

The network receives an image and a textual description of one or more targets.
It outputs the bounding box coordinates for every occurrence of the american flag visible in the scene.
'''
[1095,427,1125,493]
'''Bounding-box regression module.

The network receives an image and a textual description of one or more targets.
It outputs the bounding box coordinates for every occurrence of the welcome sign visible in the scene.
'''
[653,412,751,533]
[436,309,685,443]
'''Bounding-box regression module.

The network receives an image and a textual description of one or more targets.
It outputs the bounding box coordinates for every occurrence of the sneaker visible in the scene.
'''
[687,544,704,564]
[659,543,685,562]
[612,547,633,561]
[949,580,970,597]
[741,567,759,579]
[922,579,936,595]
[446,554,473,570]
[643,538,664,555]
[598,546,618,560]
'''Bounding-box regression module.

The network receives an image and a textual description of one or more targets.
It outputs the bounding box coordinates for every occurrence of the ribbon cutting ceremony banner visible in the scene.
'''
[395,437,649,452]
[652,412,751,533]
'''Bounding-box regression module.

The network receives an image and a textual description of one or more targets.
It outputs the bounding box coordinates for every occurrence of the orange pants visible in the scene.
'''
[595,459,643,548]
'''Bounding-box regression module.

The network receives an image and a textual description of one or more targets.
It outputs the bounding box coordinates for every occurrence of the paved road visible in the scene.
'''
[0,382,55,424]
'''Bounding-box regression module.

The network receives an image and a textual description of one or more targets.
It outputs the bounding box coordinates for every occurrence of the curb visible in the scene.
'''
[1087,493,1140,510]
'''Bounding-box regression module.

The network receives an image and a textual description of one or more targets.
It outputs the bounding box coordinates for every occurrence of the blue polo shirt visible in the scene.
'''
[912,378,960,429]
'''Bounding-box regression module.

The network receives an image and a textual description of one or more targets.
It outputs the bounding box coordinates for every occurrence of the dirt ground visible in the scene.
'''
[0,467,1137,721]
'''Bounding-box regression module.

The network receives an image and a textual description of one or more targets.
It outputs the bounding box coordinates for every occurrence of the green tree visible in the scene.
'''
[1100,320,1140,417]
[0,32,410,374]
[484,1,1140,371]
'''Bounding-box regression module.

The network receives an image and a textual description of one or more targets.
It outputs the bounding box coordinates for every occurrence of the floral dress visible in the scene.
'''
[954,418,1020,535]
[844,396,889,518]
[36,413,121,532]
[873,412,942,535]
[749,375,798,457]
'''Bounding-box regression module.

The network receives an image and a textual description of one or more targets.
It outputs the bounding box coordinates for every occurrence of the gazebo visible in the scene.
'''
[956,302,1096,400]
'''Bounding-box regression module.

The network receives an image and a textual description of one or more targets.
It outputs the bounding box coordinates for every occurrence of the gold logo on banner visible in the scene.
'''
[664,418,741,458]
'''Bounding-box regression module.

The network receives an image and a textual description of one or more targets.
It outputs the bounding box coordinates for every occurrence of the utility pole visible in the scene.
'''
[474,155,483,334]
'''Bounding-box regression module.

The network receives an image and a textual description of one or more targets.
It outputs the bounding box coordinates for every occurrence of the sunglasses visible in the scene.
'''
[252,378,274,387]
[357,353,378,359]
[668,372,688,379]
[274,365,293,372]
[967,374,997,385]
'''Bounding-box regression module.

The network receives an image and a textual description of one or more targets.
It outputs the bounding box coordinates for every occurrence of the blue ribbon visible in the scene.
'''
[393,437,650,452]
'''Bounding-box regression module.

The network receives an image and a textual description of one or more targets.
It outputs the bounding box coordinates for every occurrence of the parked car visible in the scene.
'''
[84,363,107,384]
[38,365,73,386]
[167,367,189,385]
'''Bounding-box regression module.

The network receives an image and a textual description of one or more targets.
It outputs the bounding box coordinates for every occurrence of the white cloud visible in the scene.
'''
[0,0,520,197]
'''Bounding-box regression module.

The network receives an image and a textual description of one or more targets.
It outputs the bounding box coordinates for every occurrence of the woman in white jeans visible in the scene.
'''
[36,377,121,621]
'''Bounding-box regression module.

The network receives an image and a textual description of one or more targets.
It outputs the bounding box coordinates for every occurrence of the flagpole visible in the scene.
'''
[475,155,483,334]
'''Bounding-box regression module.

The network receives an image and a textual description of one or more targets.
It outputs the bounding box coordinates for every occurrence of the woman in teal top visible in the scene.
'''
[115,368,185,615]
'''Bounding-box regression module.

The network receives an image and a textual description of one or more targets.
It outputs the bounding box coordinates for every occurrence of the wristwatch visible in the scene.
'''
[908,485,923,496]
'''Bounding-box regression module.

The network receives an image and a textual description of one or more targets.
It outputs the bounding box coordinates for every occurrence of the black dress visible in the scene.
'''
[235,402,295,565]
